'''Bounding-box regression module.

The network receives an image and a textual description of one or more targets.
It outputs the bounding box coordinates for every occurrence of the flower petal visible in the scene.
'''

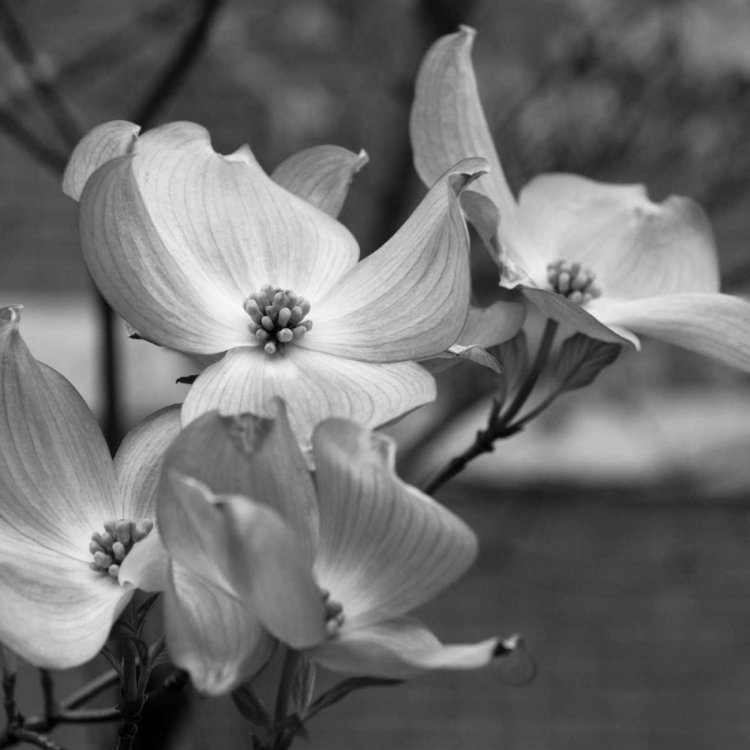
[62,120,140,200]
[306,158,486,362]
[521,288,637,346]
[159,473,326,650]
[311,616,535,684]
[0,306,121,561]
[0,550,130,668]
[163,559,275,696]
[181,346,436,444]
[410,26,536,269]
[271,145,368,218]
[114,405,181,520]
[591,292,750,371]
[79,154,250,354]
[311,420,477,628]
[162,408,318,564]
[458,298,527,348]
[517,174,720,296]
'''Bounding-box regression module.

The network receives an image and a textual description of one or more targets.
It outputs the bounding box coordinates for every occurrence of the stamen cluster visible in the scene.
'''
[244,285,313,355]
[547,260,602,305]
[89,519,154,578]
[321,588,345,637]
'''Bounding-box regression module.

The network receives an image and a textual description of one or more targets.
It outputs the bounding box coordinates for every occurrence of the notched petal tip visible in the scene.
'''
[493,634,537,687]
[442,157,490,196]
[0,305,22,330]
[313,418,397,473]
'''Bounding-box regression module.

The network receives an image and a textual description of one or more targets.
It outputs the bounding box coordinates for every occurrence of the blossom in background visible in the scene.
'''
[63,121,524,439]
[410,26,750,370]
[124,403,534,694]
[0,305,178,668]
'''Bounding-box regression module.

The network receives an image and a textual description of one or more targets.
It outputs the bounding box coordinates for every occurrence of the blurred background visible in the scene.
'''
[3,0,750,748]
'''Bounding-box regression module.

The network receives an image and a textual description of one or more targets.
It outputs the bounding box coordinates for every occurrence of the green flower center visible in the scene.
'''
[89,519,154,578]
[244,285,313,355]
[547,260,601,305]
[320,588,345,638]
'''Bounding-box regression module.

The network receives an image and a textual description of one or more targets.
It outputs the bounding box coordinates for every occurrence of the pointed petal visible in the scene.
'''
[592,292,750,371]
[521,288,636,346]
[410,27,536,269]
[306,158,485,361]
[0,306,121,561]
[79,154,251,354]
[164,560,275,696]
[311,617,535,683]
[159,473,326,650]
[0,551,130,669]
[117,531,170,593]
[422,344,503,375]
[312,420,477,628]
[114,405,181,520]
[518,174,720,296]
[181,346,436,444]
[162,407,318,565]
[63,120,140,200]
[271,145,368,218]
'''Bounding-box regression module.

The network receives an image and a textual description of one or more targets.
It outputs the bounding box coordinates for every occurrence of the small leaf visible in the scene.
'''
[304,677,402,721]
[552,333,621,396]
[290,656,316,715]
[491,329,529,402]
[133,593,160,635]
[99,646,124,680]
[232,682,272,731]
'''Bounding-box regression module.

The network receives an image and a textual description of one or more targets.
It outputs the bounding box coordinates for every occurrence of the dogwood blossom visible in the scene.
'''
[124,403,534,694]
[410,26,750,370]
[63,121,524,439]
[0,305,176,667]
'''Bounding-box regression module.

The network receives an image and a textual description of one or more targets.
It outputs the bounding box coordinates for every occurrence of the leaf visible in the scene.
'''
[133,593,160,635]
[552,333,621,396]
[232,682,272,732]
[290,656,316,715]
[491,329,529,402]
[304,677,402,721]
[99,646,124,680]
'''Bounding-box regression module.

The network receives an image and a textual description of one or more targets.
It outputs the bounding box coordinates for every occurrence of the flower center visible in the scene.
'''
[547,260,601,305]
[244,285,313,355]
[320,588,345,638]
[89,519,154,578]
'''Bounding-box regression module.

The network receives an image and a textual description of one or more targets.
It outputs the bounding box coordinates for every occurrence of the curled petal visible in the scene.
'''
[410,27,535,267]
[63,120,140,200]
[0,306,121,560]
[114,405,181,520]
[592,292,750,371]
[312,420,477,628]
[163,408,318,564]
[181,346,436,445]
[164,560,275,696]
[0,551,130,668]
[521,288,636,346]
[159,474,325,649]
[307,158,486,362]
[271,145,368,218]
[518,174,719,296]
[311,617,536,684]
[458,298,526,348]
[118,531,170,593]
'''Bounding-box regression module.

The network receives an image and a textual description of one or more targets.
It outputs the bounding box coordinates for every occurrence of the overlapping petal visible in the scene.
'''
[311,617,535,683]
[181,346,436,441]
[307,158,485,362]
[271,145,368,218]
[312,420,477,629]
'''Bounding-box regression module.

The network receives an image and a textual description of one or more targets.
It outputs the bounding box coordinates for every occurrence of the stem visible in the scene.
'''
[269,649,301,750]
[62,669,119,710]
[2,672,16,728]
[5,729,67,750]
[39,671,55,724]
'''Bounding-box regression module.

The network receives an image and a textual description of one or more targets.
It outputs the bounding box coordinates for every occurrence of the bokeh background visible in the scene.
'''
[3,0,750,748]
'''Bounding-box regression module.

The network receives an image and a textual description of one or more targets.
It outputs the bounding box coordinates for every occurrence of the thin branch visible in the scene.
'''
[61,669,119,711]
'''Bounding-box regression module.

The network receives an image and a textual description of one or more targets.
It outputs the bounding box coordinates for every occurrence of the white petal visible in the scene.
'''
[592,292,750,371]
[114,405,181,521]
[312,421,477,628]
[306,158,485,362]
[0,550,130,669]
[0,306,121,561]
[410,27,537,270]
[117,531,170,593]
[181,346,436,445]
[271,145,368,218]
[518,174,719,296]
[164,560,275,696]
[311,616,535,684]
